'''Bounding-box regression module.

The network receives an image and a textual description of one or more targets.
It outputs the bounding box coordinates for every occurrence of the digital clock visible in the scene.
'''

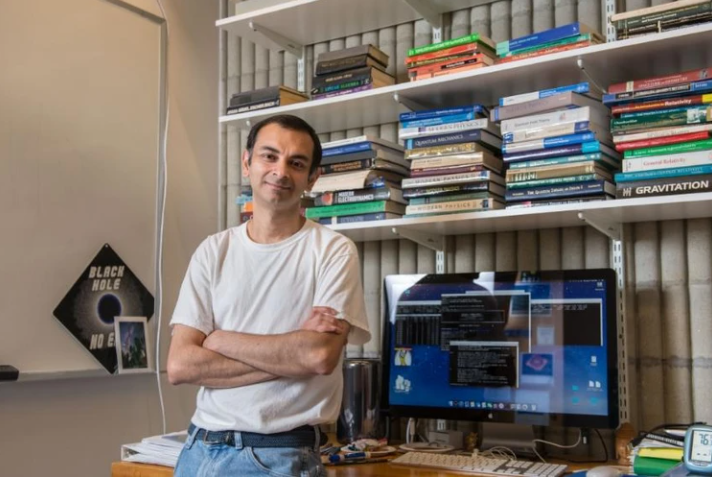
[685,425,712,474]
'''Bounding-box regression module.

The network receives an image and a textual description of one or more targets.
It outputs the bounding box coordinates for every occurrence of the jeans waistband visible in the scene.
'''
[187,423,327,449]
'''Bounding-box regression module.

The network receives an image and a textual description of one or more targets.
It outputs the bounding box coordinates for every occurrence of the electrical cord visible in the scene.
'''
[548,428,610,464]
[531,428,583,463]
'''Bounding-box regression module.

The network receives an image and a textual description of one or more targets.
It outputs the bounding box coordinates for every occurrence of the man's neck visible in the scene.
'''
[247,206,305,244]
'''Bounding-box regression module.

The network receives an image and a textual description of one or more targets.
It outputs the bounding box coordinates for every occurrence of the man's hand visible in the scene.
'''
[301,306,349,334]
[203,330,228,354]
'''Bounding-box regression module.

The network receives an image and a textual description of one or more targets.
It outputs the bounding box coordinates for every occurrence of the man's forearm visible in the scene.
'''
[204,329,346,377]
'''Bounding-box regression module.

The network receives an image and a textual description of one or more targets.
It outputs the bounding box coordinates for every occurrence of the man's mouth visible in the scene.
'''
[265,182,291,191]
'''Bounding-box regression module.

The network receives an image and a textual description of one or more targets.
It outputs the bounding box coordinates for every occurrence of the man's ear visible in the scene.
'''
[241,150,251,177]
[306,168,321,192]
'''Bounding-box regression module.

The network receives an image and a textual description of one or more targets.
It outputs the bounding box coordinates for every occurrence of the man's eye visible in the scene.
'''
[292,161,306,169]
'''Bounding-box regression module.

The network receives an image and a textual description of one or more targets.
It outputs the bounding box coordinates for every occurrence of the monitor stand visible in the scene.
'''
[480,422,540,458]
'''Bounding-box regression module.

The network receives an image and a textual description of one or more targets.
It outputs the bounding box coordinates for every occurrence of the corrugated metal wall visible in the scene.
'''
[219,0,712,442]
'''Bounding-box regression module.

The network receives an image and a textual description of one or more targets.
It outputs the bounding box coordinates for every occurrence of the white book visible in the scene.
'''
[402,170,504,189]
[611,0,709,22]
[622,149,712,172]
[322,135,404,152]
[612,124,712,143]
[398,118,498,140]
[504,122,610,144]
[405,198,500,215]
[500,107,608,134]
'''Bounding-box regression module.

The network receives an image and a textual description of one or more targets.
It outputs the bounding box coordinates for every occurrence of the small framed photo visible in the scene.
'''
[114,316,152,374]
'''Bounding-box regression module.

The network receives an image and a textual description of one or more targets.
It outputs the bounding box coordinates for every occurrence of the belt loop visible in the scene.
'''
[313,426,320,452]
[233,431,244,450]
[185,423,200,450]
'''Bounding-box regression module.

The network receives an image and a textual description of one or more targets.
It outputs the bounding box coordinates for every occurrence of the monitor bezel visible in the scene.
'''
[380,269,620,430]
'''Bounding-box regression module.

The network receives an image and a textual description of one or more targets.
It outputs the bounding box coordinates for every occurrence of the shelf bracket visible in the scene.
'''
[248,20,304,58]
[578,212,621,241]
[391,227,444,252]
[402,0,444,32]
[576,58,608,95]
[393,92,428,112]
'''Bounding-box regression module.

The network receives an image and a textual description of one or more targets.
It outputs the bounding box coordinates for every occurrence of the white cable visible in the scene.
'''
[531,428,583,463]
[154,0,169,436]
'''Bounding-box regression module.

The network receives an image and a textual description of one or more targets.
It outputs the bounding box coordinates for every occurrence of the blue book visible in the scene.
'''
[505,180,614,202]
[504,142,615,163]
[322,142,371,157]
[603,79,712,105]
[400,112,477,129]
[502,132,597,154]
[317,212,397,225]
[405,129,500,149]
[499,83,590,107]
[615,164,712,183]
[508,153,620,170]
[502,121,595,143]
[399,105,487,122]
[497,23,595,55]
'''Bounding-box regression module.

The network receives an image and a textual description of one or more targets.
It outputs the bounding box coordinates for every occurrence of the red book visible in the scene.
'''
[614,132,710,151]
[611,94,712,115]
[410,63,487,81]
[496,40,594,64]
[408,54,492,76]
[608,67,712,95]
[406,43,486,65]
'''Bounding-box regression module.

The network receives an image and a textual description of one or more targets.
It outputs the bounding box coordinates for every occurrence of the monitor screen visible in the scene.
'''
[382,269,619,429]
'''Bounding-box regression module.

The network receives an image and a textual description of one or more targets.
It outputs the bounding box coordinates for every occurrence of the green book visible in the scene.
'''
[506,173,603,189]
[503,33,595,57]
[305,200,404,219]
[633,456,680,477]
[407,33,493,57]
[624,139,712,159]
[611,105,712,132]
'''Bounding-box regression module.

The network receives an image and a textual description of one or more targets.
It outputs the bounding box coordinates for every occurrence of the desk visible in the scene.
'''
[112,460,595,476]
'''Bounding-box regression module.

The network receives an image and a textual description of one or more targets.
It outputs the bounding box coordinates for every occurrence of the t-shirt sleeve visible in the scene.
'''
[169,238,214,336]
[314,242,371,346]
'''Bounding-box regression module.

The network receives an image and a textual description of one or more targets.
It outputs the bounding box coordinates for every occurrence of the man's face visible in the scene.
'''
[242,123,319,211]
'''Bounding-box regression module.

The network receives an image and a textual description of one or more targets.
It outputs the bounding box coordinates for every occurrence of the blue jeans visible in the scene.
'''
[174,425,327,477]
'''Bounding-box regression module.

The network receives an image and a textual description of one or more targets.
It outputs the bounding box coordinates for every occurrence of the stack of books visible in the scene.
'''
[236,185,253,223]
[226,85,308,115]
[612,0,712,40]
[607,66,712,199]
[311,45,394,100]
[305,136,407,224]
[496,22,603,64]
[397,105,505,217]
[405,33,496,82]
[490,83,619,208]
[628,435,685,476]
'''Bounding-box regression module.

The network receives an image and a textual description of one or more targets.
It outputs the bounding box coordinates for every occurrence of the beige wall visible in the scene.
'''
[0,0,217,475]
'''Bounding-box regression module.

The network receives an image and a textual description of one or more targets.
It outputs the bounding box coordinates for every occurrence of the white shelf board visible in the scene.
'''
[330,193,712,242]
[5,368,158,383]
[220,23,712,134]
[218,0,496,51]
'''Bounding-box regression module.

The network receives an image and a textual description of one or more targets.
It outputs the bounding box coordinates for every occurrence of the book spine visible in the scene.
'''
[311,84,373,100]
[226,99,280,115]
[497,40,593,64]
[624,138,712,158]
[608,68,712,94]
[305,200,391,219]
[619,104,711,120]
[399,118,491,139]
[399,105,485,122]
[622,149,712,172]
[318,212,397,225]
[401,112,477,129]
[613,124,712,143]
[408,33,482,57]
[311,77,372,95]
[494,92,576,122]
[503,121,594,143]
[616,2,712,29]
[503,132,597,154]
[504,33,593,57]
[506,180,610,201]
[603,79,712,105]
[616,164,712,182]
[408,56,485,77]
[402,171,495,189]
[409,191,494,205]
[322,142,371,157]
[405,143,480,159]
[611,106,712,133]
[410,164,485,177]
[410,153,487,169]
[507,173,602,189]
[497,22,582,55]
[402,181,500,198]
[610,0,709,22]
[506,196,610,208]
[404,129,485,149]
[504,142,599,162]
[320,158,380,174]
[507,163,597,181]
[314,188,393,206]
[616,132,711,152]
[406,43,482,65]
[611,94,712,115]
[501,106,598,134]
[500,82,590,107]
[616,174,712,198]
[405,198,495,215]
[316,56,370,75]
[311,67,372,88]
[508,153,606,169]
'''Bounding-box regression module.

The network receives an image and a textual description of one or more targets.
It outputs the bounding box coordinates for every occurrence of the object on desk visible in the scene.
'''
[339,443,396,456]
[121,431,187,468]
[616,422,636,465]
[0,365,19,381]
[337,359,384,444]
[428,429,464,449]
[662,462,693,477]
[391,451,568,476]
[586,465,628,477]
[340,437,386,452]
[326,457,390,466]
[683,423,712,475]
[634,456,681,476]
[398,442,456,453]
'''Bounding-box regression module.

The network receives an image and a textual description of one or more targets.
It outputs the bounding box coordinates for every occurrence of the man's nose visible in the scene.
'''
[272,158,289,177]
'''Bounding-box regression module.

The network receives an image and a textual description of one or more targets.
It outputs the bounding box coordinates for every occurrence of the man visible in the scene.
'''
[167,114,370,476]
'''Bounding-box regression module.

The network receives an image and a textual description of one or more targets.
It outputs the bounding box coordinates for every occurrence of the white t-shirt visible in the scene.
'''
[170,220,371,433]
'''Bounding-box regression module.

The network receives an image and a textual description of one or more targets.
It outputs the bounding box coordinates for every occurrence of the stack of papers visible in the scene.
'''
[121,430,187,467]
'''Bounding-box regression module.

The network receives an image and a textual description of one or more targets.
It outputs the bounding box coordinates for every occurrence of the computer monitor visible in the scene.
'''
[382,269,619,441]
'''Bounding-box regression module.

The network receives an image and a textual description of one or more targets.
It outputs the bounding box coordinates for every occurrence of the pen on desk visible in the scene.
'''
[328,452,372,463]
[327,457,390,466]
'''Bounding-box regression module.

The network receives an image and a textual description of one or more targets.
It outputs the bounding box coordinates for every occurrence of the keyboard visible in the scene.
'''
[390,451,568,477]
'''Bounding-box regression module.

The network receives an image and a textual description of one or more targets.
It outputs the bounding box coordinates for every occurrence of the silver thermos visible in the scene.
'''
[337,358,383,444]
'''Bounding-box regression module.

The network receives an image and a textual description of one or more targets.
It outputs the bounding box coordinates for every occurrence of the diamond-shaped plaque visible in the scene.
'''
[53,244,154,373]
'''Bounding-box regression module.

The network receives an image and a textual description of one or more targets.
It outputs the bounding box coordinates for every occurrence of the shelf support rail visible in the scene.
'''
[391,227,447,274]
[402,0,444,40]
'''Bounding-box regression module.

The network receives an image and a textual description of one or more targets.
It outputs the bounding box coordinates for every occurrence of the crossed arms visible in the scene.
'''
[166,307,350,388]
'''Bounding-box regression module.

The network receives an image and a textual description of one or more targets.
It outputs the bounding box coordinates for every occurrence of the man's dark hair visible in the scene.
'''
[245,114,323,176]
